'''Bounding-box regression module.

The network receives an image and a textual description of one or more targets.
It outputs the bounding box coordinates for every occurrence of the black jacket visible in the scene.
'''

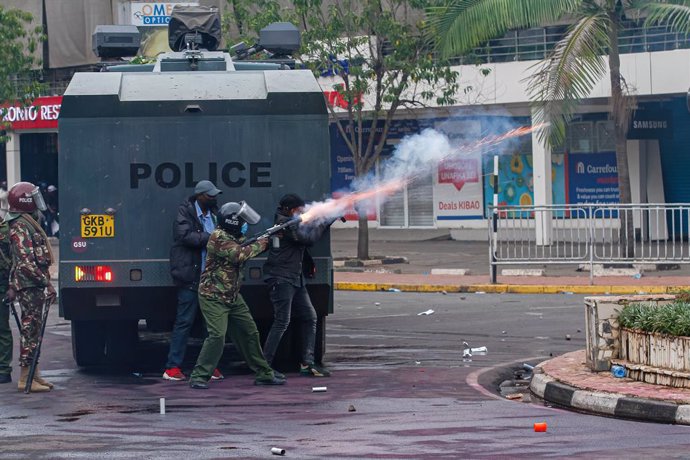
[169,197,215,289]
[263,209,325,285]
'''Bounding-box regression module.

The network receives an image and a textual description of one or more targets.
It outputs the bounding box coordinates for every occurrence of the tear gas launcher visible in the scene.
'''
[240,216,302,247]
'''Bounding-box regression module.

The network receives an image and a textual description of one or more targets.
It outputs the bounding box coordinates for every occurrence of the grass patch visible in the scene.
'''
[619,301,690,337]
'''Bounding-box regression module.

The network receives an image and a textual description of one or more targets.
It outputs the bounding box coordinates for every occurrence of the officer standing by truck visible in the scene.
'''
[0,216,13,384]
[189,201,285,389]
[164,180,223,382]
[5,182,56,392]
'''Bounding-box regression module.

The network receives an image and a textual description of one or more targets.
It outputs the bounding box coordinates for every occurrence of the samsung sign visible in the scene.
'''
[628,109,672,140]
[130,2,198,26]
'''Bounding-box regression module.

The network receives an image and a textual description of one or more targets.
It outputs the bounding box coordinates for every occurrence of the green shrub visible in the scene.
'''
[618,301,690,337]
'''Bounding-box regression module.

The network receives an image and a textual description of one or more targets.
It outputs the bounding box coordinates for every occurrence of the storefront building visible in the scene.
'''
[323,25,690,235]
[1,96,62,189]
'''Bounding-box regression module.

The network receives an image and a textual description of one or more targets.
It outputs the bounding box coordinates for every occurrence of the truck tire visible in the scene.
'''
[314,316,326,365]
[71,320,106,366]
[104,321,139,365]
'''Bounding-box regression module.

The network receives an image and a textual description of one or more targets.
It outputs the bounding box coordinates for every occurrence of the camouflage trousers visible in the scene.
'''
[17,288,47,367]
[0,290,12,376]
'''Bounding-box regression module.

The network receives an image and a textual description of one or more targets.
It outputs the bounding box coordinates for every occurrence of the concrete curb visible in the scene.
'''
[333,282,690,295]
[530,372,690,425]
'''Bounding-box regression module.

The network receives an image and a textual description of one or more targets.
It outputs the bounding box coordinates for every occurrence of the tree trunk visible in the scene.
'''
[357,209,369,260]
[608,15,635,258]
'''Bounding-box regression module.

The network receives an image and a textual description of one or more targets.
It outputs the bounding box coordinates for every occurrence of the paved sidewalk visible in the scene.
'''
[330,229,690,295]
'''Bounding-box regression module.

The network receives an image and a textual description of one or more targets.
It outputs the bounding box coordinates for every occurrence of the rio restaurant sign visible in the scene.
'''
[0,96,62,130]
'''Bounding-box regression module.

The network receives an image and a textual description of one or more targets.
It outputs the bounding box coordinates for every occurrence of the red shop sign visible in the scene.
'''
[1,96,63,130]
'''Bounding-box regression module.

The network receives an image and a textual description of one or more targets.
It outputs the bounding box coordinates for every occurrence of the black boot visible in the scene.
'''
[0,373,12,384]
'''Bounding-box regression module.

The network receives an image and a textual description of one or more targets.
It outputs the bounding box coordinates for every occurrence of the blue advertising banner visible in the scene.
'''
[566,152,619,204]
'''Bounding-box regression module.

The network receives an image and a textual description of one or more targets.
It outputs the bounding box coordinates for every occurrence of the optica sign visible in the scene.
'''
[1,96,62,130]
[130,2,199,26]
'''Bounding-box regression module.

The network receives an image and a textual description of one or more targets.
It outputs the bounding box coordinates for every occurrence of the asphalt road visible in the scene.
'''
[1,292,690,459]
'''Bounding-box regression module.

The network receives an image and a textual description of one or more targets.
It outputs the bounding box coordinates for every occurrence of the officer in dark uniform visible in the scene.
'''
[6,182,56,392]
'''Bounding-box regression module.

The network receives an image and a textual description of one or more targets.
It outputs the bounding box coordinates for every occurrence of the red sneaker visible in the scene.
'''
[211,368,224,380]
[162,367,186,381]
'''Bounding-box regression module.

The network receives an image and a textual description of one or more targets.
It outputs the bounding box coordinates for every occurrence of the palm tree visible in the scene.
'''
[428,0,690,257]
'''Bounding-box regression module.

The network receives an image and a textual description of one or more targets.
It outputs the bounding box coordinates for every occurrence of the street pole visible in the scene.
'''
[490,155,499,284]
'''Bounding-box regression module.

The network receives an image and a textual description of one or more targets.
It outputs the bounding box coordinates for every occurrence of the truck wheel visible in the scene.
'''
[314,316,326,365]
[71,320,106,366]
[104,321,139,365]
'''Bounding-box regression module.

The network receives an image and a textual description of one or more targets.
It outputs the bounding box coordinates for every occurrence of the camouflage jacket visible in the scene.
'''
[9,215,51,291]
[198,229,268,303]
[0,221,11,292]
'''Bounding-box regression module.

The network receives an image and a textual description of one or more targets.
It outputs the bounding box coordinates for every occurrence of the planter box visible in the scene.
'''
[616,327,690,388]
[584,295,675,371]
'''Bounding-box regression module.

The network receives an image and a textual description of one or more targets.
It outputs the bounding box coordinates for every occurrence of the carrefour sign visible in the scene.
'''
[131,2,198,26]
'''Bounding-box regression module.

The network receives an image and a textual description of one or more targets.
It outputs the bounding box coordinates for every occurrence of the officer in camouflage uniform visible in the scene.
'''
[0,219,13,384]
[6,182,56,392]
[189,201,285,389]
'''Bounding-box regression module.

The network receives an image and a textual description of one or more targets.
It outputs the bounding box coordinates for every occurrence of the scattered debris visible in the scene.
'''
[348,405,356,412]
[577,329,582,333]
[501,330,507,335]
[132,372,142,378]
[475,291,486,294]
[522,363,534,371]
[534,422,547,432]
[415,361,421,365]
[271,447,286,456]
[505,393,522,400]
[611,365,626,378]
[312,386,327,392]
[441,290,447,295]
[375,302,380,306]
[470,346,487,354]
[387,288,401,292]
[417,309,435,316]
[159,398,166,415]
[565,334,571,340]
[460,296,466,300]
[632,273,642,279]
[562,291,574,295]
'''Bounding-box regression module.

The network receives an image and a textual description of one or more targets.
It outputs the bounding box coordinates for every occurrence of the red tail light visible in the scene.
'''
[75,265,113,282]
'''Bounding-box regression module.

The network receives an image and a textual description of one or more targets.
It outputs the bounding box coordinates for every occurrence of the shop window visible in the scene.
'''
[596,120,615,152]
[568,121,594,153]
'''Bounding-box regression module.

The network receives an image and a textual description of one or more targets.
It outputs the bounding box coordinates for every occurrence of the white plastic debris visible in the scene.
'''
[417,309,435,316]
[388,288,401,292]
[470,346,488,354]
[159,397,166,415]
[271,447,286,456]
[312,386,327,392]
[475,291,486,294]
[375,302,381,306]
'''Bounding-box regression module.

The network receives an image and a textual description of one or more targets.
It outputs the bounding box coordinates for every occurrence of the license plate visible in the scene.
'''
[80,214,114,238]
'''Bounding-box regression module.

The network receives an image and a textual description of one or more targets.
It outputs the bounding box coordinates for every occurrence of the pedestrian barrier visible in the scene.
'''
[488,203,690,283]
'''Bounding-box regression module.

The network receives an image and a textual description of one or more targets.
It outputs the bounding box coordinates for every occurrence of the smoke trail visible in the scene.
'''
[298,124,543,229]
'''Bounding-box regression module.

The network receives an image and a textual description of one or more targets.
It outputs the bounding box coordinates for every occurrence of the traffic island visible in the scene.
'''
[531,294,690,424]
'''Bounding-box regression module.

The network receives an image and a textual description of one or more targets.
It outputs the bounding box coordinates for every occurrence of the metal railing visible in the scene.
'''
[452,22,690,65]
[488,203,690,283]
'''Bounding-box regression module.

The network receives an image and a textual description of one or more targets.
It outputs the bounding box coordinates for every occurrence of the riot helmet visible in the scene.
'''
[8,182,47,213]
[218,201,261,236]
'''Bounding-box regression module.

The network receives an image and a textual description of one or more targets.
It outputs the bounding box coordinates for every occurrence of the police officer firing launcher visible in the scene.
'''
[189,201,285,389]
